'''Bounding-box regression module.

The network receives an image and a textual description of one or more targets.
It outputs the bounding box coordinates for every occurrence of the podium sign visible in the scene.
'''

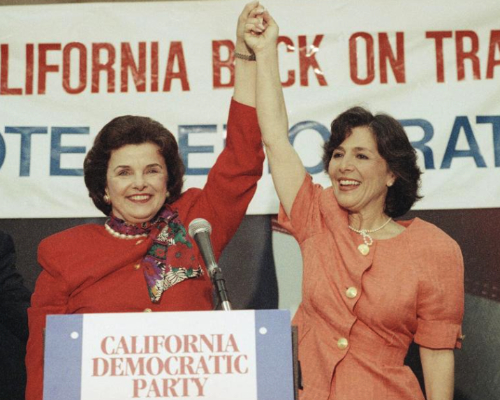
[43,310,294,400]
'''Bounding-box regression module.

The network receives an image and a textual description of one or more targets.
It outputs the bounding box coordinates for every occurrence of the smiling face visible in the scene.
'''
[328,126,395,217]
[105,142,168,224]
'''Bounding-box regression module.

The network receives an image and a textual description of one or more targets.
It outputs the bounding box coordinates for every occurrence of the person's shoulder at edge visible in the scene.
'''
[0,230,15,255]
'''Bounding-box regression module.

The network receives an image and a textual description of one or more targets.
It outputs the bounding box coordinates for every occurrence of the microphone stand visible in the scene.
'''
[210,267,232,311]
[187,218,233,311]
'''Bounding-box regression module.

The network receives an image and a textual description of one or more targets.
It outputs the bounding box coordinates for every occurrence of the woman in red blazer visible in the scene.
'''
[25,3,265,400]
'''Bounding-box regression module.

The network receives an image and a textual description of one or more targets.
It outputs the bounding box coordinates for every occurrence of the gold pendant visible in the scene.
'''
[358,244,370,255]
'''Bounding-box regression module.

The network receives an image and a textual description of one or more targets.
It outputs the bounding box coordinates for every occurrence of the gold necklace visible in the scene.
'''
[348,217,392,255]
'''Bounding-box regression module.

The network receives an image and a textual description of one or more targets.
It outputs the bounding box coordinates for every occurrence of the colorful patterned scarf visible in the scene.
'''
[106,205,203,303]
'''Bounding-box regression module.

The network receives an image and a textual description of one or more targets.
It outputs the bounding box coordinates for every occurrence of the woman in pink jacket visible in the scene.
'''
[244,7,464,400]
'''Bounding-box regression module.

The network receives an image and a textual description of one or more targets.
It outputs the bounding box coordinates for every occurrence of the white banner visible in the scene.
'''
[1,0,499,218]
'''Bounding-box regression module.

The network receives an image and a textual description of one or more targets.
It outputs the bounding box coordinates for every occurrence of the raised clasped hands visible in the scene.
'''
[238,1,278,55]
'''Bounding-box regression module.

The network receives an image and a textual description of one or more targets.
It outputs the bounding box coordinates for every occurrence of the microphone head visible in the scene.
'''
[188,218,212,238]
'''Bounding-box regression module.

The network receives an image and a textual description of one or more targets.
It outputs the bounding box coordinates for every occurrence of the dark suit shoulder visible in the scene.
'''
[0,230,15,260]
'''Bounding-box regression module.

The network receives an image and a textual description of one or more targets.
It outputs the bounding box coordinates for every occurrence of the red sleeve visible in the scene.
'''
[183,98,265,260]
[25,243,70,400]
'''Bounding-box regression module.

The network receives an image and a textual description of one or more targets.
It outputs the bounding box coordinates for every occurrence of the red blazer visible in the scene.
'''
[25,99,264,400]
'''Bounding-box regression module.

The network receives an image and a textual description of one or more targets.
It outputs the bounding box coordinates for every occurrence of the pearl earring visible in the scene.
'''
[104,194,111,204]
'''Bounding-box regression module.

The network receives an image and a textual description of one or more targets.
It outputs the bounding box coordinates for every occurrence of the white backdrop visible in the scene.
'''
[1,0,499,218]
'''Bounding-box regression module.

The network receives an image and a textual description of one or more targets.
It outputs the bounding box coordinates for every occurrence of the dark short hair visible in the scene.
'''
[84,115,185,216]
[322,106,422,218]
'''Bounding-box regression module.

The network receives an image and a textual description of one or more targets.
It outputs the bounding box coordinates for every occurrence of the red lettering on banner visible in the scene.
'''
[151,42,159,92]
[133,379,147,398]
[200,334,216,352]
[146,357,163,375]
[378,32,406,83]
[184,334,198,353]
[194,356,209,374]
[121,42,146,93]
[25,44,34,95]
[110,357,125,376]
[234,354,249,373]
[179,356,195,375]
[212,40,235,88]
[92,357,109,376]
[165,356,178,375]
[278,36,296,87]
[181,377,189,396]
[38,43,61,94]
[164,335,181,353]
[192,378,208,396]
[101,336,114,355]
[127,357,146,375]
[133,378,208,398]
[162,41,190,91]
[209,354,222,374]
[425,31,453,82]
[456,31,480,80]
[0,45,22,95]
[212,35,325,89]
[91,43,116,93]
[426,30,500,82]
[225,334,239,352]
[115,337,131,354]
[216,333,224,352]
[487,30,500,79]
[349,32,375,85]
[298,35,327,86]
[350,32,405,85]
[225,354,233,374]
[63,42,87,94]
[146,379,162,397]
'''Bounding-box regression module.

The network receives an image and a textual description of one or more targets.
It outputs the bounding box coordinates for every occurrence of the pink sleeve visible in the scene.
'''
[277,174,325,244]
[414,238,465,349]
[183,99,265,260]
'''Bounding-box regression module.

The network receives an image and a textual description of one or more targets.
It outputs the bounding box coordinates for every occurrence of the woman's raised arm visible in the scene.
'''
[233,1,261,106]
[245,9,306,216]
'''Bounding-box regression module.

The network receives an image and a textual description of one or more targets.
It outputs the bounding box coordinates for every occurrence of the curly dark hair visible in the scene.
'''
[84,115,185,216]
[322,107,422,218]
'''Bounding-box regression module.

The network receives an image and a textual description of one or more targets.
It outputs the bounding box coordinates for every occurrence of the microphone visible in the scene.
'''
[188,218,217,276]
[188,218,232,311]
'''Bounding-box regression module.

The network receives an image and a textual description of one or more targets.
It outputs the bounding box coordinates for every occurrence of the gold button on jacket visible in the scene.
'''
[337,337,349,350]
[346,287,358,299]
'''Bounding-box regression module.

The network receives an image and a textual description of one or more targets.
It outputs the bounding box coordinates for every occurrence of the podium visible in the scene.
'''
[43,310,295,400]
